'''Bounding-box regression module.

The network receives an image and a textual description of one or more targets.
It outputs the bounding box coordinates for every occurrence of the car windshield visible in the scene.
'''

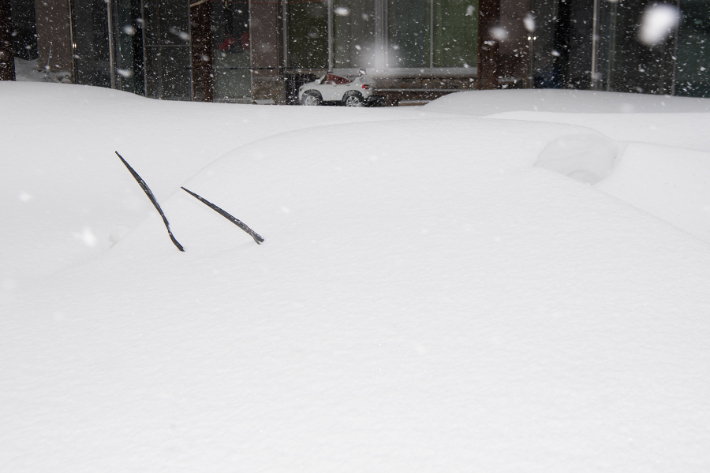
[323,74,350,85]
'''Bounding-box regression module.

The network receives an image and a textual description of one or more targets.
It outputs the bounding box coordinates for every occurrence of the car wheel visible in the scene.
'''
[301,91,322,106]
[343,92,364,107]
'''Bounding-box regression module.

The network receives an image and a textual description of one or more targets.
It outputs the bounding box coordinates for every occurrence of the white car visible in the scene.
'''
[298,72,382,106]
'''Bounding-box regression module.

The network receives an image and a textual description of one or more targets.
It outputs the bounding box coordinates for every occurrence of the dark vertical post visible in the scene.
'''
[107,0,116,89]
[478,0,500,89]
[0,0,15,81]
[191,1,213,102]
[553,0,571,87]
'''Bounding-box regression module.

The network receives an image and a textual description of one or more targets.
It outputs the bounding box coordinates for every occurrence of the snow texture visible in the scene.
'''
[1,83,710,472]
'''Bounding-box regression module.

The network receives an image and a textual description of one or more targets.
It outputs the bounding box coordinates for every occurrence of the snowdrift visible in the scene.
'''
[2,83,710,472]
[425,88,710,115]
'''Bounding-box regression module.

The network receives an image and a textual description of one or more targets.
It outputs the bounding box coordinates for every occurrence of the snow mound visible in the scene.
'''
[90,120,710,472]
[4,84,710,472]
[596,143,710,242]
[532,133,710,242]
[0,82,425,288]
[425,89,710,116]
[120,117,576,256]
[535,133,618,184]
[486,111,710,152]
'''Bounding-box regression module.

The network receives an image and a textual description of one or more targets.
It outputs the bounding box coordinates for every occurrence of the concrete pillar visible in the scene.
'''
[478,0,500,89]
[250,0,284,103]
[34,0,72,77]
[478,0,533,90]
[499,0,533,87]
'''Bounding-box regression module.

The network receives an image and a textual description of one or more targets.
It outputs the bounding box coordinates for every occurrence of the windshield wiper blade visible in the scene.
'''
[114,151,184,252]
[181,187,264,245]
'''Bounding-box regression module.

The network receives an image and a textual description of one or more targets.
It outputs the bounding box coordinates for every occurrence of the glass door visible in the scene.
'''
[71,0,112,87]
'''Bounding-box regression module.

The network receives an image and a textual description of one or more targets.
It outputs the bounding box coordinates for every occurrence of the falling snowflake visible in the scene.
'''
[334,6,350,17]
[490,26,509,41]
[638,4,680,46]
[523,13,535,33]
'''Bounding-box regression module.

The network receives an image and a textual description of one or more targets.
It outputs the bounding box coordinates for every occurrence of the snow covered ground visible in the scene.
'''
[1,82,709,472]
[13,58,72,84]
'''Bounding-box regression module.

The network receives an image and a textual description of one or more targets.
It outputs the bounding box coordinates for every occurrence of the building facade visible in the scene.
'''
[6,0,710,102]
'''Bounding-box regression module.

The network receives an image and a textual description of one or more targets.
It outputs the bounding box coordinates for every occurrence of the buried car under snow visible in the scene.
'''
[299,72,383,106]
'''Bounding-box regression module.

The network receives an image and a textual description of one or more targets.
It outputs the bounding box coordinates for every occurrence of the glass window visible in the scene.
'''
[333,0,376,70]
[144,43,191,99]
[433,0,478,68]
[211,1,251,101]
[287,0,328,69]
[387,0,430,68]
[114,0,145,95]
[72,0,112,87]
[143,0,191,100]
[10,0,38,60]
[604,0,675,95]
[675,0,710,97]
[143,0,190,47]
[530,0,562,88]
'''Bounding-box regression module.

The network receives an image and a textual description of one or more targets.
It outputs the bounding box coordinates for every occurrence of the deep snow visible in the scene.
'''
[1,83,710,472]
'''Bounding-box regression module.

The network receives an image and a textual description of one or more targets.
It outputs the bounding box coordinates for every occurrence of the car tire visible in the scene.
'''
[301,91,322,106]
[343,92,364,107]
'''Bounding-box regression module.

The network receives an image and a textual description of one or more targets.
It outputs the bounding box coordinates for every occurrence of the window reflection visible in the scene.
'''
[433,0,478,68]
[287,0,328,69]
[388,0,430,68]
[334,1,376,70]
